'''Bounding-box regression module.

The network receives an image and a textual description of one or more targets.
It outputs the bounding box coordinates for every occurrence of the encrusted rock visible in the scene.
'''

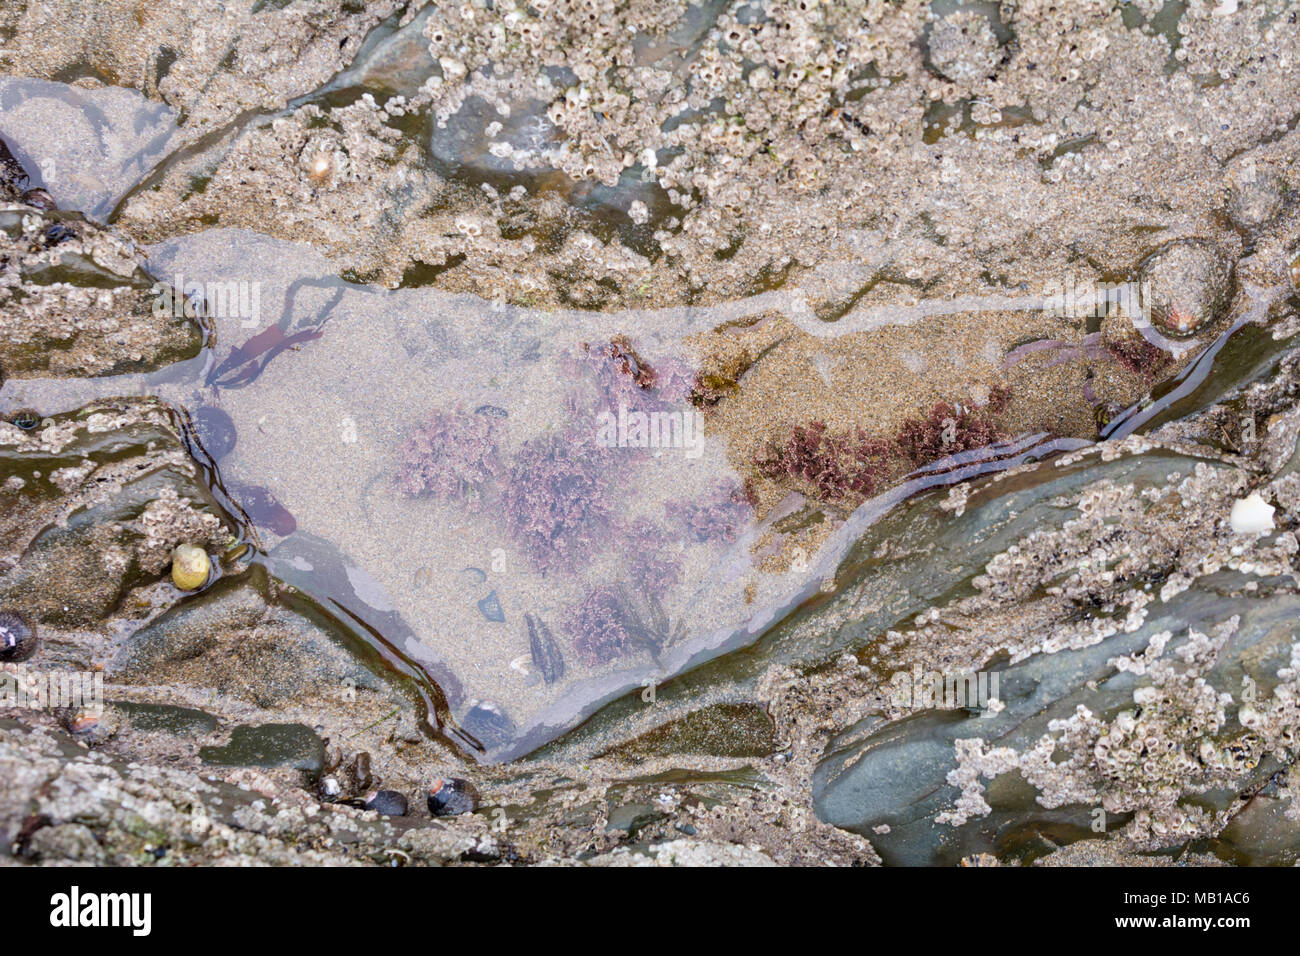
[1141,240,1234,336]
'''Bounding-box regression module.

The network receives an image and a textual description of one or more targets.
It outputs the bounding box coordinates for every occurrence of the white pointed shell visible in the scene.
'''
[1229,493,1275,534]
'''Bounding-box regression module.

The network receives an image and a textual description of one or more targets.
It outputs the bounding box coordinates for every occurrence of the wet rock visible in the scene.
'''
[114,701,218,737]
[605,802,664,838]
[427,777,479,817]
[0,611,36,662]
[1210,789,1300,866]
[0,212,202,378]
[428,93,672,255]
[191,406,237,461]
[319,5,437,98]
[607,703,776,760]
[110,567,381,709]
[1141,239,1234,336]
[429,95,562,190]
[25,822,104,864]
[0,717,478,865]
[0,77,182,218]
[0,414,232,629]
[199,723,326,777]
[0,523,140,628]
[814,578,1300,865]
[461,700,515,751]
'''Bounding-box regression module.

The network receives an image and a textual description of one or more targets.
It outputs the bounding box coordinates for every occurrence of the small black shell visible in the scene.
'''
[44,223,77,245]
[363,790,409,817]
[0,611,36,662]
[526,613,565,685]
[8,409,41,431]
[427,778,479,817]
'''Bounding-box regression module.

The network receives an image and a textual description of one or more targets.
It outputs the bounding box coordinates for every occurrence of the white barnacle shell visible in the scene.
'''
[1230,492,1275,534]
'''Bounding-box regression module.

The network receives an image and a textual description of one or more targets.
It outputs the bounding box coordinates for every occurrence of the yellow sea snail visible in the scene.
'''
[171,544,212,591]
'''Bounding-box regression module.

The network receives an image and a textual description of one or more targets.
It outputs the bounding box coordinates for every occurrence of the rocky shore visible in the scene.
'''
[2,0,1299,866]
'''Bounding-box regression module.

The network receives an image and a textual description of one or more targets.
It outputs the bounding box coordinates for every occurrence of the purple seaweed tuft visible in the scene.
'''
[1104,335,1173,379]
[755,421,892,503]
[568,336,696,416]
[396,405,503,507]
[567,585,636,666]
[623,519,683,598]
[502,429,616,573]
[895,402,1006,468]
[667,479,754,544]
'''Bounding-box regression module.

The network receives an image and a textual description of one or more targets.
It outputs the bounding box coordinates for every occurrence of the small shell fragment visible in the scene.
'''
[1229,492,1274,534]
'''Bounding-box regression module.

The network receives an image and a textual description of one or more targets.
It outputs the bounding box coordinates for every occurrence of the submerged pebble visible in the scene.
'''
[0,611,36,662]
[170,543,212,591]
[526,612,565,685]
[461,700,515,750]
[192,406,237,460]
[234,484,297,536]
[477,590,505,623]
[427,778,479,817]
